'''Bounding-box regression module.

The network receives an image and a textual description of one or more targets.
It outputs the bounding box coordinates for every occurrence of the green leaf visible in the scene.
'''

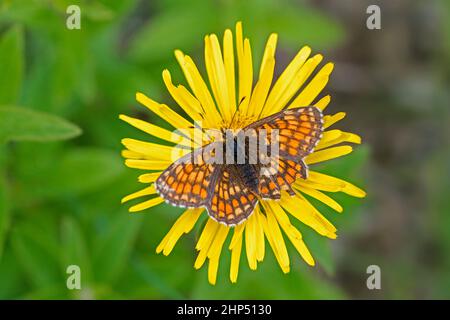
[0,173,9,260]
[0,26,24,104]
[92,212,141,283]
[37,147,123,197]
[61,217,92,284]
[128,3,216,63]
[0,106,82,143]
[0,145,9,261]
[11,218,63,288]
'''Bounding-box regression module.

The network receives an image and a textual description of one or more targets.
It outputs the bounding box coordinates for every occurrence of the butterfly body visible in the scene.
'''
[155,106,324,226]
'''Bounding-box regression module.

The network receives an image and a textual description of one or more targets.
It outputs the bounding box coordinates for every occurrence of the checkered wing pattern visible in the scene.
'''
[155,143,219,208]
[257,158,307,199]
[247,106,323,199]
[207,166,258,226]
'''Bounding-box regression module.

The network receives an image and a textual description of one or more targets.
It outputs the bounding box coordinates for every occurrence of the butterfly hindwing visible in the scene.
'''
[207,165,258,226]
[257,157,307,199]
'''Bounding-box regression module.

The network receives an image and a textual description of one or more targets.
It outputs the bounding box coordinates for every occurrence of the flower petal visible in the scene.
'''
[307,171,366,198]
[263,46,312,115]
[136,92,192,129]
[267,201,315,266]
[236,22,253,112]
[289,62,334,107]
[175,51,222,126]
[122,185,156,203]
[305,146,353,164]
[261,203,290,273]
[156,208,203,255]
[246,34,277,119]
[229,230,243,283]
[122,138,188,162]
[294,185,343,213]
[324,112,346,129]
[207,224,229,285]
[194,219,220,269]
[245,212,258,270]
[223,29,237,116]
[314,95,331,110]
[205,34,232,122]
[129,197,164,212]
[280,191,337,239]
[162,69,204,122]
[119,114,192,148]
[138,172,162,183]
[125,159,171,170]
[316,131,361,151]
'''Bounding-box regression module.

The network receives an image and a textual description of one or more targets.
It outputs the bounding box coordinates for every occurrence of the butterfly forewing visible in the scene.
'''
[155,143,219,208]
[246,106,323,200]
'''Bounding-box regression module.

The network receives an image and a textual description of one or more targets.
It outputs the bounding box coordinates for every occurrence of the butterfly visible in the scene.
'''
[155,106,324,226]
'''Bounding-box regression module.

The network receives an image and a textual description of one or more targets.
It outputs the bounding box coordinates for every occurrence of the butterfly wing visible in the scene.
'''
[155,142,220,208]
[206,165,258,226]
[245,106,323,199]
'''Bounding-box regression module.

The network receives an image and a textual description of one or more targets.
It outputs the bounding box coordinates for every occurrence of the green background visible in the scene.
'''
[0,0,449,299]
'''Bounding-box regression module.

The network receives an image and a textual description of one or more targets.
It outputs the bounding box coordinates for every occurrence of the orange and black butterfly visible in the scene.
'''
[155,106,323,226]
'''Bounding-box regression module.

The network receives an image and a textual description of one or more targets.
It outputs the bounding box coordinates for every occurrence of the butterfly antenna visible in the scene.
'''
[229,96,246,128]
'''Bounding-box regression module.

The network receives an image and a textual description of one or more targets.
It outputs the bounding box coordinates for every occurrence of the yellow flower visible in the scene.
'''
[120,22,366,285]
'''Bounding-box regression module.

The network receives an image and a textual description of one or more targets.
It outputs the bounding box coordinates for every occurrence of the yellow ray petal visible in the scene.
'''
[136,92,192,130]
[305,146,353,165]
[314,95,331,110]
[259,33,278,79]
[324,112,346,129]
[122,138,188,162]
[235,22,253,112]
[316,131,361,151]
[121,149,144,160]
[246,33,277,119]
[124,159,170,171]
[280,191,337,238]
[194,219,220,269]
[156,208,203,255]
[119,114,192,148]
[129,197,164,212]
[317,129,343,147]
[208,224,230,259]
[245,212,257,270]
[207,225,229,285]
[162,69,204,122]
[205,34,232,121]
[263,46,312,114]
[267,201,315,266]
[122,185,156,203]
[261,203,290,273]
[175,51,222,126]
[229,223,245,249]
[138,172,162,183]
[307,171,366,198]
[294,185,343,213]
[223,29,237,117]
[229,230,243,283]
[208,255,219,285]
[276,54,323,111]
[295,178,342,193]
[290,62,334,107]
[254,207,265,262]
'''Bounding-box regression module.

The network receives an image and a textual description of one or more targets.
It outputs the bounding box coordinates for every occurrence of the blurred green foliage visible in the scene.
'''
[0,0,370,299]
